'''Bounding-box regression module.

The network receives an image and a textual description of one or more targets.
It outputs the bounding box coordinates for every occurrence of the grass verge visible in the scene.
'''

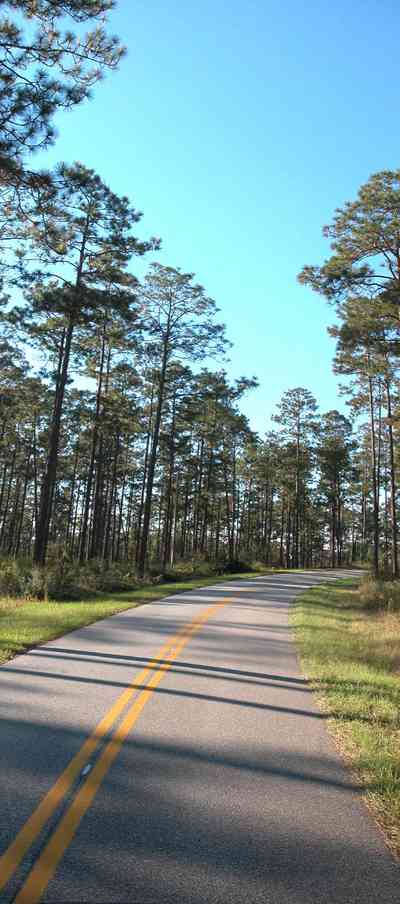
[292,578,400,858]
[0,569,281,665]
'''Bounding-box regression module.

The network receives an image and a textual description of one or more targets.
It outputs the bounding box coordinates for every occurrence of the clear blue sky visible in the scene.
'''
[39,0,400,433]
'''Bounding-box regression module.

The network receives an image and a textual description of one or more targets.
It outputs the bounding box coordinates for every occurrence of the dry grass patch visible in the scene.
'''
[352,609,400,676]
[292,578,400,858]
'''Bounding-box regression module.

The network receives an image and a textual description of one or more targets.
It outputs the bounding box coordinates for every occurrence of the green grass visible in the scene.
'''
[292,579,400,858]
[0,568,284,665]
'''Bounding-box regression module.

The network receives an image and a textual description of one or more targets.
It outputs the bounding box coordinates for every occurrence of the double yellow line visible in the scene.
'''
[0,597,231,904]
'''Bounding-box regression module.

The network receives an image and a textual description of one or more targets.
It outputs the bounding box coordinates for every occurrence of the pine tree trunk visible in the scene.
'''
[368,374,380,577]
[66,444,80,547]
[34,316,75,565]
[135,385,154,564]
[15,459,30,555]
[385,379,398,577]
[266,489,274,565]
[279,498,285,567]
[0,447,16,548]
[162,391,177,569]
[294,428,300,569]
[137,335,170,577]
[79,323,108,562]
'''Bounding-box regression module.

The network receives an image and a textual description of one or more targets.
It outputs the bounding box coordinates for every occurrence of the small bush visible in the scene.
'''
[250,560,272,573]
[0,554,141,601]
[382,581,400,612]
[359,576,384,610]
[0,559,50,600]
[163,557,219,582]
[216,558,253,575]
[0,559,26,596]
[359,575,400,612]
[23,566,47,600]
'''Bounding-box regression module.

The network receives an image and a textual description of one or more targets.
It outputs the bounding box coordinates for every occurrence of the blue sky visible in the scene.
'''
[39,0,400,433]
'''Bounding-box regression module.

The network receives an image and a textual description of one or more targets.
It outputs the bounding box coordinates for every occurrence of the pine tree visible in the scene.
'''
[136,264,228,576]
[272,388,318,567]
[13,162,156,564]
[0,1,123,174]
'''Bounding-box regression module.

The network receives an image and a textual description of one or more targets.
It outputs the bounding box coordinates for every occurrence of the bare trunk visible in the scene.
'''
[386,379,398,577]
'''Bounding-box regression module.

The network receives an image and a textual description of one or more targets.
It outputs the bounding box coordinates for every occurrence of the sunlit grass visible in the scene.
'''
[292,579,400,857]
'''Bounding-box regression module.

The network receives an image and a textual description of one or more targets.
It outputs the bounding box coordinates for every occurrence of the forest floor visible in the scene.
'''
[292,578,400,858]
[0,568,288,665]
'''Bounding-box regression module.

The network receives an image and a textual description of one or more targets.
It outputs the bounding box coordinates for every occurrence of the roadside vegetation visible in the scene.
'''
[293,575,400,858]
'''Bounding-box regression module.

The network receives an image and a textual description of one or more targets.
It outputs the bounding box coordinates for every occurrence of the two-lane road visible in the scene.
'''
[0,570,398,903]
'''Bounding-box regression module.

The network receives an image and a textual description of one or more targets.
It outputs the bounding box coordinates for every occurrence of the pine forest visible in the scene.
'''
[0,2,399,597]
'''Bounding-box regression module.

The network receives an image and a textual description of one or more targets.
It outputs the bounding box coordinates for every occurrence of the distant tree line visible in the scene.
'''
[0,315,371,574]
[0,2,397,584]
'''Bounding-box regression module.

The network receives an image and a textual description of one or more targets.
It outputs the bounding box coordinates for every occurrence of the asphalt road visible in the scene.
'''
[0,570,399,903]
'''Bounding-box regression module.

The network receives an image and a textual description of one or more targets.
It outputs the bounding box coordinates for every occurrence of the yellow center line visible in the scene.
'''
[0,598,229,893]
[14,599,231,904]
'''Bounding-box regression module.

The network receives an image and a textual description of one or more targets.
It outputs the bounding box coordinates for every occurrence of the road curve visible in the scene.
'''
[0,569,398,903]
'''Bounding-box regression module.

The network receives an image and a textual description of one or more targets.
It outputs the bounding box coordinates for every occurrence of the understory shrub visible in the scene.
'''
[359,575,400,612]
[0,559,28,596]
[0,552,266,602]
[162,557,219,581]
[216,558,253,574]
[0,554,140,600]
